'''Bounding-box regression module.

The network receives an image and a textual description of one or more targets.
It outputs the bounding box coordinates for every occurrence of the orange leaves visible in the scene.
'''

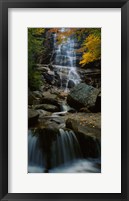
[48,28,59,33]
[49,28,101,66]
[49,28,76,44]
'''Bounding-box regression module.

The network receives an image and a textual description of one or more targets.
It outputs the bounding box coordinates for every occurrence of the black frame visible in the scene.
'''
[0,0,129,200]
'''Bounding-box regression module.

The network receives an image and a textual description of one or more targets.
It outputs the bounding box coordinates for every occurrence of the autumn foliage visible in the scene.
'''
[79,33,101,66]
[49,28,101,67]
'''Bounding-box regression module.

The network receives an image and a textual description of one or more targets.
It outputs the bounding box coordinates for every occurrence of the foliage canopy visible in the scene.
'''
[49,28,101,67]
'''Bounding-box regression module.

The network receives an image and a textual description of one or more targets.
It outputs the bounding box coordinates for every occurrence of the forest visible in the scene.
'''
[28,28,101,173]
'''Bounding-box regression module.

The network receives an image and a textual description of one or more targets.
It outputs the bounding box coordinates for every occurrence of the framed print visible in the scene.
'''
[0,0,129,200]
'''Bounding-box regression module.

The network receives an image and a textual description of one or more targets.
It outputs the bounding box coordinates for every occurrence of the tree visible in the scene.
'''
[79,30,101,66]
[49,28,101,67]
[28,28,45,90]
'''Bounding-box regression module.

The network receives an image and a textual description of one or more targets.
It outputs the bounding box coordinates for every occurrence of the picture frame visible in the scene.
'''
[0,0,129,200]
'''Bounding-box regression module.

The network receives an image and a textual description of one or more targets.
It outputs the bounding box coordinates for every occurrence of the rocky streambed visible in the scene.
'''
[28,80,101,173]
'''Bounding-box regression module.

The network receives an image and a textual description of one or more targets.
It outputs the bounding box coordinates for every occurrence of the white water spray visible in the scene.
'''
[53,28,81,90]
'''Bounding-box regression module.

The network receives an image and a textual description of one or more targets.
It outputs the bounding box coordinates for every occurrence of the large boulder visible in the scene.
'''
[42,91,61,109]
[66,117,101,158]
[28,109,39,126]
[42,92,58,104]
[67,83,100,111]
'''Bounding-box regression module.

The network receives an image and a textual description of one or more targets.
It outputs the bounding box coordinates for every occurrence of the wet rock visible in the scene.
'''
[58,91,68,100]
[42,91,57,100]
[48,70,55,76]
[28,109,39,126]
[35,126,59,170]
[38,66,50,72]
[66,118,101,139]
[42,72,54,84]
[32,91,42,99]
[36,109,51,118]
[68,80,75,88]
[42,92,60,108]
[34,104,59,112]
[66,117,101,158]
[67,83,100,111]
[42,97,60,107]
[38,116,65,130]
[78,132,101,158]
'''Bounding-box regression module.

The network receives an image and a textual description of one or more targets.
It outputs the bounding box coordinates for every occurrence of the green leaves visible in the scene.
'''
[28,28,45,90]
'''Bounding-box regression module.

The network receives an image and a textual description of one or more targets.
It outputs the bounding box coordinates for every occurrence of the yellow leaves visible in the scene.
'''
[80,52,96,65]
[79,33,101,66]
[85,34,100,53]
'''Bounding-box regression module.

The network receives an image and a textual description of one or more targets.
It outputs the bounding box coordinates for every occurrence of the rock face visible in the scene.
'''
[28,109,39,126]
[66,117,101,158]
[67,83,100,111]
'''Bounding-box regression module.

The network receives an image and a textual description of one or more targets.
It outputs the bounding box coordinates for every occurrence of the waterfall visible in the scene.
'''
[28,130,44,173]
[28,129,101,173]
[50,129,82,168]
[53,28,81,90]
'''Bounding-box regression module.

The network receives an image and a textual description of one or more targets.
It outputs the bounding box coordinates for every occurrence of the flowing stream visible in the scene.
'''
[28,129,100,173]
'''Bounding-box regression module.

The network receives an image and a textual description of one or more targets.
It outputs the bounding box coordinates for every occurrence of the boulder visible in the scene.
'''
[42,92,60,107]
[28,109,39,126]
[34,104,59,112]
[42,91,57,100]
[37,66,50,72]
[42,72,54,84]
[59,91,68,99]
[35,126,59,170]
[66,117,101,158]
[68,80,75,88]
[32,91,42,99]
[66,118,101,139]
[67,83,100,111]
[36,109,51,118]
[48,70,55,76]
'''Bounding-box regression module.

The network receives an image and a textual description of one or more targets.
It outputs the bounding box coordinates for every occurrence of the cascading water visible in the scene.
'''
[53,28,81,90]
[28,129,101,173]
[28,129,100,173]
[50,129,82,168]
[28,130,45,173]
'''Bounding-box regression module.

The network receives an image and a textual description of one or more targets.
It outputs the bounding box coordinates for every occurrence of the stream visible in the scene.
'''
[28,129,100,173]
